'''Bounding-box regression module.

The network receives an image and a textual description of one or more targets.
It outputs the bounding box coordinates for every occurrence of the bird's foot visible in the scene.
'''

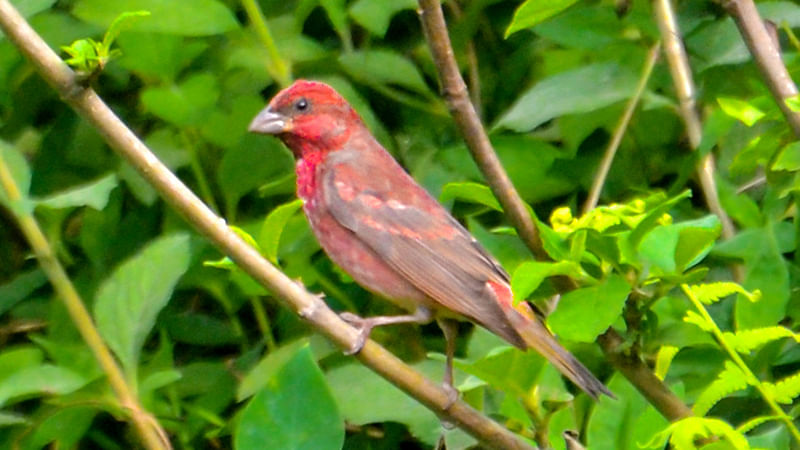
[339,312,371,355]
[442,382,460,411]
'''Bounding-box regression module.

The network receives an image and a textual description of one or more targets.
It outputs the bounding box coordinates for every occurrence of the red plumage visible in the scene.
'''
[249,80,611,399]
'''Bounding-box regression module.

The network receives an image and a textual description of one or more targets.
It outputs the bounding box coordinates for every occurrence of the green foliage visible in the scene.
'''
[61,11,150,77]
[235,344,343,450]
[4,0,800,448]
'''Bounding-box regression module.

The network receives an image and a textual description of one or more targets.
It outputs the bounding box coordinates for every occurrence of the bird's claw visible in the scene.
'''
[442,382,459,411]
[340,312,369,355]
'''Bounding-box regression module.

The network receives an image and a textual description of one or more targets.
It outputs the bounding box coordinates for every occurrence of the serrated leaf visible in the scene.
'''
[94,233,192,375]
[723,327,800,354]
[693,361,749,416]
[689,282,759,305]
[683,310,713,332]
[258,199,304,264]
[34,174,117,210]
[763,371,800,404]
[736,415,784,434]
[646,417,749,450]
[717,97,765,127]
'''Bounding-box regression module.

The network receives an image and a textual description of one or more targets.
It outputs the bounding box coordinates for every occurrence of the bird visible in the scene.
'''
[248,80,612,399]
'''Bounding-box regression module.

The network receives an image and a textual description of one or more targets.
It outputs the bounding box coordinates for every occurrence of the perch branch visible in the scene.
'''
[0,1,531,448]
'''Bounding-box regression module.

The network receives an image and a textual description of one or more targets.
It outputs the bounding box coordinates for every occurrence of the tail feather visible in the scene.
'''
[506,308,614,399]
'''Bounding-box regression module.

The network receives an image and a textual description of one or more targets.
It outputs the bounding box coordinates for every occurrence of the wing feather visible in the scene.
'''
[321,150,525,347]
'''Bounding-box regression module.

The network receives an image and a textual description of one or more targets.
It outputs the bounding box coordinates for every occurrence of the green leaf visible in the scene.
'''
[349,0,416,38]
[0,141,32,214]
[34,174,117,210]
[638,215,720,275]
[772,141,800,171]
[494,62,637,132]
[0,364,88,407]
[547,274,630,342]
[439,181,502,212]
[646,417,749,450]
[94,233,192,375]
[787,95,800,112]
[505,0,579,37]
[689,282,759,305]
[141,73,219,126]
[588,373,669,450]
[235,345,343,450]
[72,0,238,36]
[723,326,799,354]
[258,199,304,264]
[327,361,443,445]
[339,50,431,96]
[237,339,308,401]
[762,371,800,404]
[717,97,765,127]
[217,135,293,220]
[654,345,679,381]
[0,269,47,315]
[12,0,56,18]
[510,260,583,301]
[0,347,44,381]
[101,10,150,49]
[717,178,763,229]
[693,361,749,416]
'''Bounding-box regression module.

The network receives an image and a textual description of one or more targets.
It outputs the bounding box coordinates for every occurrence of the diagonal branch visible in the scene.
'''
[417,0,547,262]
[417,0,692,422]
[0,1,532,448]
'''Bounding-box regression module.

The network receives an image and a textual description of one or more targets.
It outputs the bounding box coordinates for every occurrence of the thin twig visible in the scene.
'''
[0,2,531,448]
[724,0,800,138]
[240,0,291,88]
[583,43,660,213]
[654,0,737,241]
[0,158,170,449]
[417,0,693,422]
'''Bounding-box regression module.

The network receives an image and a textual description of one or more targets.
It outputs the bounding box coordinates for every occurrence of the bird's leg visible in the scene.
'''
[340,307,433,355]
[436,318,460,409]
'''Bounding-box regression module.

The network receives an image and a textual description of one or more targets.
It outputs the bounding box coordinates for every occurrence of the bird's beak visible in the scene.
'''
[248,107,289,135]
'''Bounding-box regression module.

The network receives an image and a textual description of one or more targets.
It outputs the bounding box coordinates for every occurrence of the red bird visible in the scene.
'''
[249,80,611,399]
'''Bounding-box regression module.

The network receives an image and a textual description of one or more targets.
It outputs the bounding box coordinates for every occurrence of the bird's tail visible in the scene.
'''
[506,306,614,399]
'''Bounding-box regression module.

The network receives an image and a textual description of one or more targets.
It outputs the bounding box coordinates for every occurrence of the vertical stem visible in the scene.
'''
[583,43,660,213]
[240,0,291,88]
[180,130,218,214]
[250,296,276,351]
[653,0,736,241]
[680,284,800,444]
[0,152,171,450]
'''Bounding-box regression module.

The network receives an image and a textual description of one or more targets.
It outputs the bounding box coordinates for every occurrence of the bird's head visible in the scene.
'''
[248,80,364,158]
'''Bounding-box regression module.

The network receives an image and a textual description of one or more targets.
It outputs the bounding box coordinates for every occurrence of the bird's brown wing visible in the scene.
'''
[320,149,526,348]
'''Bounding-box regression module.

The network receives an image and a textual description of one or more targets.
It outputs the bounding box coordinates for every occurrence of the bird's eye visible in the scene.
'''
[294,98,309,112]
